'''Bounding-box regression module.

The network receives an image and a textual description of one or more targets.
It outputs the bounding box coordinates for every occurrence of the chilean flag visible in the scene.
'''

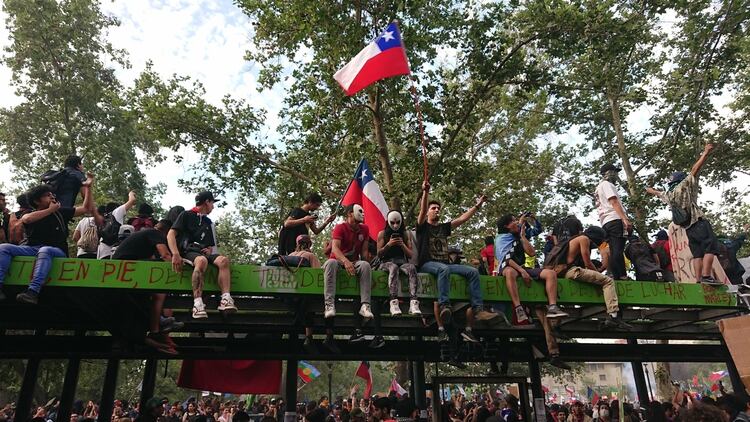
[355,361,373,397]
[341,159,388,241]
[334,22,411,96]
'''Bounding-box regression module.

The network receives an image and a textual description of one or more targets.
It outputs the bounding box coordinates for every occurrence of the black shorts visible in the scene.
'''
[522,267,544,280]
[183,251,223,265]
[686,218,720,258]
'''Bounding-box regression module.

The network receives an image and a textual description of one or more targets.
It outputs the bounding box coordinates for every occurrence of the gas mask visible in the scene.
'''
[387,211,402,231]
[604,169,619,184]
[353,204,365,223]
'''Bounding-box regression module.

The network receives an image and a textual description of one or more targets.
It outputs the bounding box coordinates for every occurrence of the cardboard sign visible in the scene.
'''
[668,223,729,284]
[717,315,750,394]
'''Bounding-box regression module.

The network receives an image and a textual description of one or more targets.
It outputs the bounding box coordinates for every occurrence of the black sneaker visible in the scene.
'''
[551,326,572,341]
[368,335,385,349]
[437,330,449,343]
[699,276,723,286]
[439,304,452,325]
[323,336,341,354]
[461,330,479,343]
[546,304,568,319]
[16,289,39,305]
[159,317,185,333]
[303,336,319,355]
[603,315,633,331]
[349,331,368,343]
[549,355,572,370]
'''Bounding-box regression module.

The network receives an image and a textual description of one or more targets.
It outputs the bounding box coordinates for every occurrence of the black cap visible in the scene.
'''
[600,163,621,175]
[195,191,219,205]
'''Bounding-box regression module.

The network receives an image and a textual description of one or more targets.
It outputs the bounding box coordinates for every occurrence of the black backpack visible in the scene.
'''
[671,205,691,227]
[652,240,671,270]
[40,168,69,193]
[543,237,573,276]
[99,213,121,246]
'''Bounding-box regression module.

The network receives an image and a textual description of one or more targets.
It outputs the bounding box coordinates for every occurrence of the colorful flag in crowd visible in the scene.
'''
[692,375,699,386]
[457,385,466,396]
[551,393,557,403]
[587,387,593,400]
[709,370,728,382]
[543,385,550,394]
[592,392,600,405]
[177,360,282,394]
[334,22,411,96]
[711,383,720,392]
[355,361,373,397]
[565,386,575,397]
[390,379,408,397]
[341,159,388,241]
[297,361,321,384]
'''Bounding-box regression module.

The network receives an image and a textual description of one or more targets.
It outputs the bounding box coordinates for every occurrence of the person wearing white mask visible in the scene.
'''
[376,210,421,316]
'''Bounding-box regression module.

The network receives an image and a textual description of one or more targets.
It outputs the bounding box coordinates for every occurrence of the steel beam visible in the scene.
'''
[98,358,119,422]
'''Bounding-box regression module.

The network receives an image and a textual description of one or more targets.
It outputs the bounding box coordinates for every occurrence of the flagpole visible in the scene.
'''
[392,20,429,182]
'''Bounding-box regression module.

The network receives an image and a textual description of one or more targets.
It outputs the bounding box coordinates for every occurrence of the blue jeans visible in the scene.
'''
[420,261,483,308]
[0,244,67,293]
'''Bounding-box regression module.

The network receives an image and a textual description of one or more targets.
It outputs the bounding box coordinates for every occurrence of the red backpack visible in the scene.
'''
[129,216,155,232]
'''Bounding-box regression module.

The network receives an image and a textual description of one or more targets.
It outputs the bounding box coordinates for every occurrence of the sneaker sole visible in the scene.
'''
[192,313,208,319]
[218,307,238,312]
[475,313,500,321]
[369,341,386,349]
[349,337,368,343]
[546,312,569,319]
[460,333,479,343]
[16,296,38,305]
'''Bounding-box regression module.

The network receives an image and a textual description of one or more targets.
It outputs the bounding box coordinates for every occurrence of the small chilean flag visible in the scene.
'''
[341,159,389,241]
[334,22,411,96]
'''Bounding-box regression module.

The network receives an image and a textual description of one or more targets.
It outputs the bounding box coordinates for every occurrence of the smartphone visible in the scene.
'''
[391,233,402,239]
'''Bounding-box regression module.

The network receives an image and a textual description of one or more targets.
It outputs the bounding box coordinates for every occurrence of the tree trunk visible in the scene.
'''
[368,89,400,210]
[654,361,673,402]
[607,92,646,232]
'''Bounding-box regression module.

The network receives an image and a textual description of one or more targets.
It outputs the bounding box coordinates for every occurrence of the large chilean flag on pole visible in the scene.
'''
[341,159,388,241]
[334,22,411,96]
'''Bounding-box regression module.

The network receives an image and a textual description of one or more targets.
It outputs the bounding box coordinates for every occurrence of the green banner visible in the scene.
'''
[2,257,736,307]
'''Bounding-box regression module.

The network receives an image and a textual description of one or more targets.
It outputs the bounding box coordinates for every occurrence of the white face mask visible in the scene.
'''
[353,204,365,223]
[387,211,402,231]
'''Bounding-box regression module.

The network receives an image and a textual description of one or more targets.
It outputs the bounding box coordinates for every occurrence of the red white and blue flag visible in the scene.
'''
[355,361,373,398]
[390,378,408,397]
[334,22,411,96]
[341,159,389,241]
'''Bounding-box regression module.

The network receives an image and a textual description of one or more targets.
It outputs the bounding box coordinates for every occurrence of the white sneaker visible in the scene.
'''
[218,295,237,312]
[359,303,374,319]
[192,302,208,319]
[409,299,422,315]
[324,303,336,318]
[389,299,402,316]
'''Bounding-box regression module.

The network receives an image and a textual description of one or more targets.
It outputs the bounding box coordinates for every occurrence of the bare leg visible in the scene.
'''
[502,267,522,307]
[214,255,232,294]
[150,294,166,333]
[702,253,715,278]
[541,269,558,305]
[465,307,474,330]
[192,256,208,299]
[434,302,443,329]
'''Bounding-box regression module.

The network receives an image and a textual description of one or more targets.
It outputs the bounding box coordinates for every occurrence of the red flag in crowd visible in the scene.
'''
[333,22,410,96]
[177,360,282,394]
[341,159,388,241]
[592,392,600,405]
[355,361,373,397]
[692,375,699,387]
[390,379,407,397]
[542,385,550,394]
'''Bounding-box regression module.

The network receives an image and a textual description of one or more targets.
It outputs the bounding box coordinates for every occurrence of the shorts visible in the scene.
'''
[522,267,544,280]
[183,251,222,265]
[686,218,720,258]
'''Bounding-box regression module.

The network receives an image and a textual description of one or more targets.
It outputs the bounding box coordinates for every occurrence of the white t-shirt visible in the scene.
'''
[75,216,97,256]
[595,180,621,225]
[97,203,129,258]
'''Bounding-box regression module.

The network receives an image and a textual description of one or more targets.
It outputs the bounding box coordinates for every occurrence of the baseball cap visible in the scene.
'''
[195,191,219,205]
[600,163,622,175]
[668,171,687,185]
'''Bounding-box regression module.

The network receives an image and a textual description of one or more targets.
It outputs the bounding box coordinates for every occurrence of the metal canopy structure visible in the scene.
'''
[0,257,746,422]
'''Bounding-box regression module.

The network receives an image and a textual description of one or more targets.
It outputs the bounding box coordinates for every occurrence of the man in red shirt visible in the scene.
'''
[480,236,495,275]
[323,203,374,319]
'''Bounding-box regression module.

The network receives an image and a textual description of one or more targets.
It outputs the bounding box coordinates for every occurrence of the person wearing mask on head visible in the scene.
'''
[595,163,632,280]
[377,210,421,316]
[168,191,238,318]
[0,182,94,304]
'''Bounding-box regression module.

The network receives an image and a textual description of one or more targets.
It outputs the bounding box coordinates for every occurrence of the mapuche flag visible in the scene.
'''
[355,361,373,397]
[334,22,411,96]
[298,360,321,384]
[341,159,388,241]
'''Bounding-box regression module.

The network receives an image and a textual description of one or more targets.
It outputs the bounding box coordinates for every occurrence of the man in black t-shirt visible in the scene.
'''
[167,191,237,319]
[0,183,94,303]
[114,219,179,355]
[55,155,91,208]
[277,192,336,255]
[416,180,498,344]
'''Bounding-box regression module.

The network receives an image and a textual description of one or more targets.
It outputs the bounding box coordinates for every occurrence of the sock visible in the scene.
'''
[193,297,204,307]
[221,292,231,300]
[609,312,618,318]
[438,327,445,332]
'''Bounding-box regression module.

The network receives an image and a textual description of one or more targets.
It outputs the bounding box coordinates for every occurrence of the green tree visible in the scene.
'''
[0,0,160,200]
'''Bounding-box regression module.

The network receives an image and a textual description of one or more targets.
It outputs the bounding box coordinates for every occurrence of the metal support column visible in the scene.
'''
[16,357,41,422]
[413,360,427,421]
[139,358,158,412]
[628,339,650,403]
[408,361,416,399]
[528,357,543,399]
[58,357,81,422]
[98,358,120,422]
[285,359,298,422]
